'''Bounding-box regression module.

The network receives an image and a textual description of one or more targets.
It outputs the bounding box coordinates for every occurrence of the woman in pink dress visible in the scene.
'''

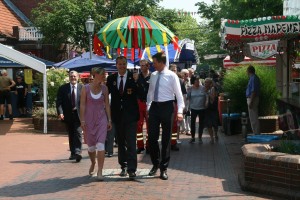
[80,67,112,181]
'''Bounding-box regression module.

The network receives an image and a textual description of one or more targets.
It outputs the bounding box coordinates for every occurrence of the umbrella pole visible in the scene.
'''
[165,45,169,67]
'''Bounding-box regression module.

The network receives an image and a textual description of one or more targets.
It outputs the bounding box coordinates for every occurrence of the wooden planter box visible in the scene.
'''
[32,117,68,134]
[258,116,278,133]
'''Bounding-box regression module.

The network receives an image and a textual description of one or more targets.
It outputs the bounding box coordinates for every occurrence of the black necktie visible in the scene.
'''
[72,85,75,109]
[119,76,124,95]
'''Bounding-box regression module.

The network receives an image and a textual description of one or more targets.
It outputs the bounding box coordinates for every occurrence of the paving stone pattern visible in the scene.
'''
[0,119,283,200]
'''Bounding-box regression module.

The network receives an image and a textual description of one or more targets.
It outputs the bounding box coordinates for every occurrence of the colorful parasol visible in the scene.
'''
[94,16,179,59]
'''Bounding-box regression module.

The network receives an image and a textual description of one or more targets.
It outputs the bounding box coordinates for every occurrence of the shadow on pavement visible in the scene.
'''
[0,120,13,135]
[0,176,90,197]
[139,132,247,194]
[10,156,90,164]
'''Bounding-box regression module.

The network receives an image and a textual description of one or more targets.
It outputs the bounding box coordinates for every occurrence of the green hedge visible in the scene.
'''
[223,66,280,116]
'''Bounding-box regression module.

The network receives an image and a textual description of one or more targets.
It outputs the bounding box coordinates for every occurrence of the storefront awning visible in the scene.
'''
[223,56,276,69]
[221,15,300,52]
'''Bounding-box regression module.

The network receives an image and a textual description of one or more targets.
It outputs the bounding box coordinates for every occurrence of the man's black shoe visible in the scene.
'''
[9,115,13,120]
[69,154,76,160]
[148,166,159,176]
[120,168,127,177]
[160,170,168,180]
[128,171,136,179]
[171,145,179,151]
[136,148,145,154]
[75,154,82,162]
[107,153,113,157]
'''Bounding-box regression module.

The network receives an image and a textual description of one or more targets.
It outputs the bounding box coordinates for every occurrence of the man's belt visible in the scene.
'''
[152,100,173,106]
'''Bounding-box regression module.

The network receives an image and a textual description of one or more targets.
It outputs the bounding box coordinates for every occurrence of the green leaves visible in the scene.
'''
[31,0,161,50]
[34,68,69,108]
[223,66,279,116]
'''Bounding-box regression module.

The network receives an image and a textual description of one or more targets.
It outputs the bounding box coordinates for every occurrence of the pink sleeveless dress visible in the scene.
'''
[84,84,108,146]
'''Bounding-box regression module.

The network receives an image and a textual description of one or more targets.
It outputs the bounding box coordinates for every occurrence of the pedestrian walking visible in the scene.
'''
[56,70,83,162]
[135,59,151,154]
[187,75,208,144]
[180,69,191,135]
[106,56,140,179]
[80,67,112,181]
[169,64,186,150]
[204,78,218,144]
[147,52,184,180]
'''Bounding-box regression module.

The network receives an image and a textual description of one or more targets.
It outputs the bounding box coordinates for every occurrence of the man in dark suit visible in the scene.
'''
[106,56,140,179]
[56,70,83,162]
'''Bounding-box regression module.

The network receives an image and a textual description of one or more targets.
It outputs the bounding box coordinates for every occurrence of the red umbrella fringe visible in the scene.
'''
[93,35,104,56]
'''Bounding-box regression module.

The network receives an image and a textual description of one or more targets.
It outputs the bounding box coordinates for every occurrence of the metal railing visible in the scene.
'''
[19,27,43,41]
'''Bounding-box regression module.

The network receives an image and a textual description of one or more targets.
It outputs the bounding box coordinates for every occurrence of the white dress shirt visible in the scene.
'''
[118,72,127,91]
[147,67,185,113]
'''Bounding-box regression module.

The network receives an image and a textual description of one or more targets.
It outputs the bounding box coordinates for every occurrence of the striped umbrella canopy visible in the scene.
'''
[95,15,179,51]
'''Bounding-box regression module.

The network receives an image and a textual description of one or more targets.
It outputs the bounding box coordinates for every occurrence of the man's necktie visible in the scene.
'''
[72,85,75,109]
[119,76,124,95]
[154,72,161,101]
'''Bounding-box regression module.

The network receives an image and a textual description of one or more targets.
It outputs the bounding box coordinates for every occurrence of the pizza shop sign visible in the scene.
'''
[241,22,300,36]
[248,40,279,59]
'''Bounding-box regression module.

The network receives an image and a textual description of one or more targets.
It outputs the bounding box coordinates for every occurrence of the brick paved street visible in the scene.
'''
[0,119,282,200]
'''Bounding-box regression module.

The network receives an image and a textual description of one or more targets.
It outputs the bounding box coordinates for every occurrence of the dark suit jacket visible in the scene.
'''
[56,83,83,123]
[107,71,139,123]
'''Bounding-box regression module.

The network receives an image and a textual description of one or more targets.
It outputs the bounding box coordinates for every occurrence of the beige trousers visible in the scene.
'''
[247,97,260,134]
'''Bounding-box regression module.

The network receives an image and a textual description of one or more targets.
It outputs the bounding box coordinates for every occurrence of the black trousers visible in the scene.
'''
[148,101,174,171]
[66,111,82,155]
[115,119,137,173]
[191,109,206,139]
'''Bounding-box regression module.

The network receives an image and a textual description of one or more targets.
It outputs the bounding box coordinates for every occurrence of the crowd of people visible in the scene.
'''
[56,52,227,182]
[0,69,28,120]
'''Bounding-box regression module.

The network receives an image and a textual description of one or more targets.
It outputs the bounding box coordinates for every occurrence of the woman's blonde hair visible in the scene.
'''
[91,67,105,75]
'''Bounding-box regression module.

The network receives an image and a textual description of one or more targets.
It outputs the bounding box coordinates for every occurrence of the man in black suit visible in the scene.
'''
[56,70,83,162]
[106,56,140,179]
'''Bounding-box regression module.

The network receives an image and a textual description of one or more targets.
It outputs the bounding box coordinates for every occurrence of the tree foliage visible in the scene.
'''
[31,0,161,49]
[196,0,283,29]
[104,0,160,20]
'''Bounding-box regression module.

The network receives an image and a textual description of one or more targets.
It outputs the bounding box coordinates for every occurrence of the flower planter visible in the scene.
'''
[32,117,68,134]
[239,143,300,199]
[258,116,278,133]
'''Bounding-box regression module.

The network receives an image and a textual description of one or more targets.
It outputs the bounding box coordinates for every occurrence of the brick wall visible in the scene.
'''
[241,144,300,199]
[244,156,300,190]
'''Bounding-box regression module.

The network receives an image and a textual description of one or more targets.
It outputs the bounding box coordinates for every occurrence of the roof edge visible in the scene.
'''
[3,0,33,26]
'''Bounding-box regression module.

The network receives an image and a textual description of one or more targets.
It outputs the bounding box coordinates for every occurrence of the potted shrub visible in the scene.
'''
[32,67,69,133]
[222,65,280,133]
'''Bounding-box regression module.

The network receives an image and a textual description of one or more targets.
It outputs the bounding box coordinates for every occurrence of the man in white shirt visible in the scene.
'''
[147,52,184,180]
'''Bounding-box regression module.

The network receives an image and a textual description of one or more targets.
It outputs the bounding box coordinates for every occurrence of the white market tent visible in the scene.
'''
[0,43,48,133]
[223,56,276,69]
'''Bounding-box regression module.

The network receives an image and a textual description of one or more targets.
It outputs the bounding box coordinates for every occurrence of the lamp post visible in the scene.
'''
[85,15,95,59]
